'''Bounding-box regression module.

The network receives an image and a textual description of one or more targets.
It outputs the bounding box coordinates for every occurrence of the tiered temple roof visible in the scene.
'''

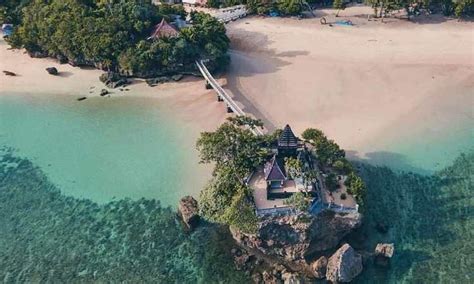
[277,124,299,149]
[264,155,287,181]
[148,19,179,40]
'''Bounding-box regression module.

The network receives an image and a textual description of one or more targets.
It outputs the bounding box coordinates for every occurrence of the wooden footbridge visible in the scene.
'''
[195,60,265,136]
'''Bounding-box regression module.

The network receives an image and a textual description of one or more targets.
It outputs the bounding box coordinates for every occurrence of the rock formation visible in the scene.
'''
[100,89,109,97]
[374,243,394,267]
[311,256,327,279]
[233,211,362,262]
[177,196,200,231]
[326,243,363,283]
[46,67,58,75]
[99,72,128,89]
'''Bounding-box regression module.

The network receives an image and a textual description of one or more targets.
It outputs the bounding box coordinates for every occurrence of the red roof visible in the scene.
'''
[149,19,179,39]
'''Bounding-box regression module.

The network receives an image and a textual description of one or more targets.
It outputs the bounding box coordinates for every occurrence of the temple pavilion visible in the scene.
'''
[249,124,316,215]
[148,19,179,40]
[263,125,313,198]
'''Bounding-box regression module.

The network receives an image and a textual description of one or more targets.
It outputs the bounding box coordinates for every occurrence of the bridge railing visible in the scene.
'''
[195,60,265,136]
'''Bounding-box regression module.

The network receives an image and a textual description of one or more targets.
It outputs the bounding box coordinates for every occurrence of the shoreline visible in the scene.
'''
[0,38,228,132]
[224,8,474,172]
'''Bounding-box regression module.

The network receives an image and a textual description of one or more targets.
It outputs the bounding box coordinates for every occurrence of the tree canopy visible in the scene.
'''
[197,116,270,234]
[5,0,229,76]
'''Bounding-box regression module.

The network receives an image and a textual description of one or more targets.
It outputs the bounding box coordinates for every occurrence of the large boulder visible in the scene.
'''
[233,211,362,262]
[311,256,327,279]
[374,243,394,267]
[99,72,128,89]
[281,272,301,284]
[326,244,363,283]
[177,196,200,231]
[46,67,58,75]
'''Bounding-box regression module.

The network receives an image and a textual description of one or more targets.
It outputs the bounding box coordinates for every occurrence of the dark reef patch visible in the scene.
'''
[0,150,248,283]
[351,152,474,283]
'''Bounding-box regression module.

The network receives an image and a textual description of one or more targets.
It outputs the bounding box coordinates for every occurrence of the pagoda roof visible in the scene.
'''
[264,155,287,181]
[277,124,298,149]
[148,19,179,40]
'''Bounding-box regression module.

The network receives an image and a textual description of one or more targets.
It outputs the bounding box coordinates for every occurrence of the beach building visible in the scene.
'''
[148,19,179,40]
[249,124,359,216]
[249,125,317,215]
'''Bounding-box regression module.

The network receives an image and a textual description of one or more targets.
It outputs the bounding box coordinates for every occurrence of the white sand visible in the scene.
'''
[225,7,474,165]
[0,38,227,133]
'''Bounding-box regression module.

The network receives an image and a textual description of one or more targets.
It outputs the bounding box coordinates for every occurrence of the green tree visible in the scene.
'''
[454,0,474,17]
[196,116,267,179]
[345,172,366,207]
[284,191,310,211]
[222,187,258,234]
[333,159,353,175]
[325,173,339,192]
[277,0,303,15]
[333,0,346,16]
[285,157,303,179]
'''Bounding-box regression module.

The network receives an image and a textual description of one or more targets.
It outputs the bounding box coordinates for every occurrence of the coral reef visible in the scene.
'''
[0,151,247,283]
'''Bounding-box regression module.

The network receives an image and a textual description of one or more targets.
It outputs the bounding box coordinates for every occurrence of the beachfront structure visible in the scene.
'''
[249,125,317,215]
[148,19,179,40]
[249,124,359,216]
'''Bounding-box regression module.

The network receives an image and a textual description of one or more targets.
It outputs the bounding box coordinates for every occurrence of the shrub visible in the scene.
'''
[341,193,347,200]
[325,173,339,192]
[284,191,310,211]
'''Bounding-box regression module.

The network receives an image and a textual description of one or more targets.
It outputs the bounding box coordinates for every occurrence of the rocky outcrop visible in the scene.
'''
[281,272,301,284]
[177,196,200,231]
[326,244,363,283]
[311,256,327,279]
[46,67,58,75]
[233,211,362,263]
[99,72,129,89]
[171,74,184,81]
[374,243,394,267]
[145,76,171,86]
[100,89,109,97]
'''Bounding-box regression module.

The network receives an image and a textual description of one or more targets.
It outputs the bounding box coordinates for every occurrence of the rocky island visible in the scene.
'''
[184,116,394,282]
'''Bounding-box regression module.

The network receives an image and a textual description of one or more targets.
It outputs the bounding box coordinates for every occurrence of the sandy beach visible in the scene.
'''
[1,7,473,171]
[224,7,474,170]
[0,38,227,133]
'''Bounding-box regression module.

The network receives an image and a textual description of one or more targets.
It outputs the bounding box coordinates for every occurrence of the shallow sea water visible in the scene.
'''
[0,93,472,283]
[0,94,209,205]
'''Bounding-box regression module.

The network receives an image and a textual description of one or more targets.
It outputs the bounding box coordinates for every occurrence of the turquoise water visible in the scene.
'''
[0,93,209,205]
[1,92,473,282]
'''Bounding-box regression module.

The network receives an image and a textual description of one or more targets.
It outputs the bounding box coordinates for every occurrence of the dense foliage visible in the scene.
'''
[257,0,302,15]
[302,127,366,208]
[197,116,268,234]
[365,0,474,18]
[284,191,311,211]
[4,0,229,77]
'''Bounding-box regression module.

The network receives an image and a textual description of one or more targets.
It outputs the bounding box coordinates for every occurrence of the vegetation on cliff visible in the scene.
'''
[302,128,366,208]
[196,117,366,232]
[197,116,268,234]
[4,0,229,76]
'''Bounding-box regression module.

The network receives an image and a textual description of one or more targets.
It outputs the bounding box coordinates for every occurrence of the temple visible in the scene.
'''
[249,125,318,215]
[148,19,179,40]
